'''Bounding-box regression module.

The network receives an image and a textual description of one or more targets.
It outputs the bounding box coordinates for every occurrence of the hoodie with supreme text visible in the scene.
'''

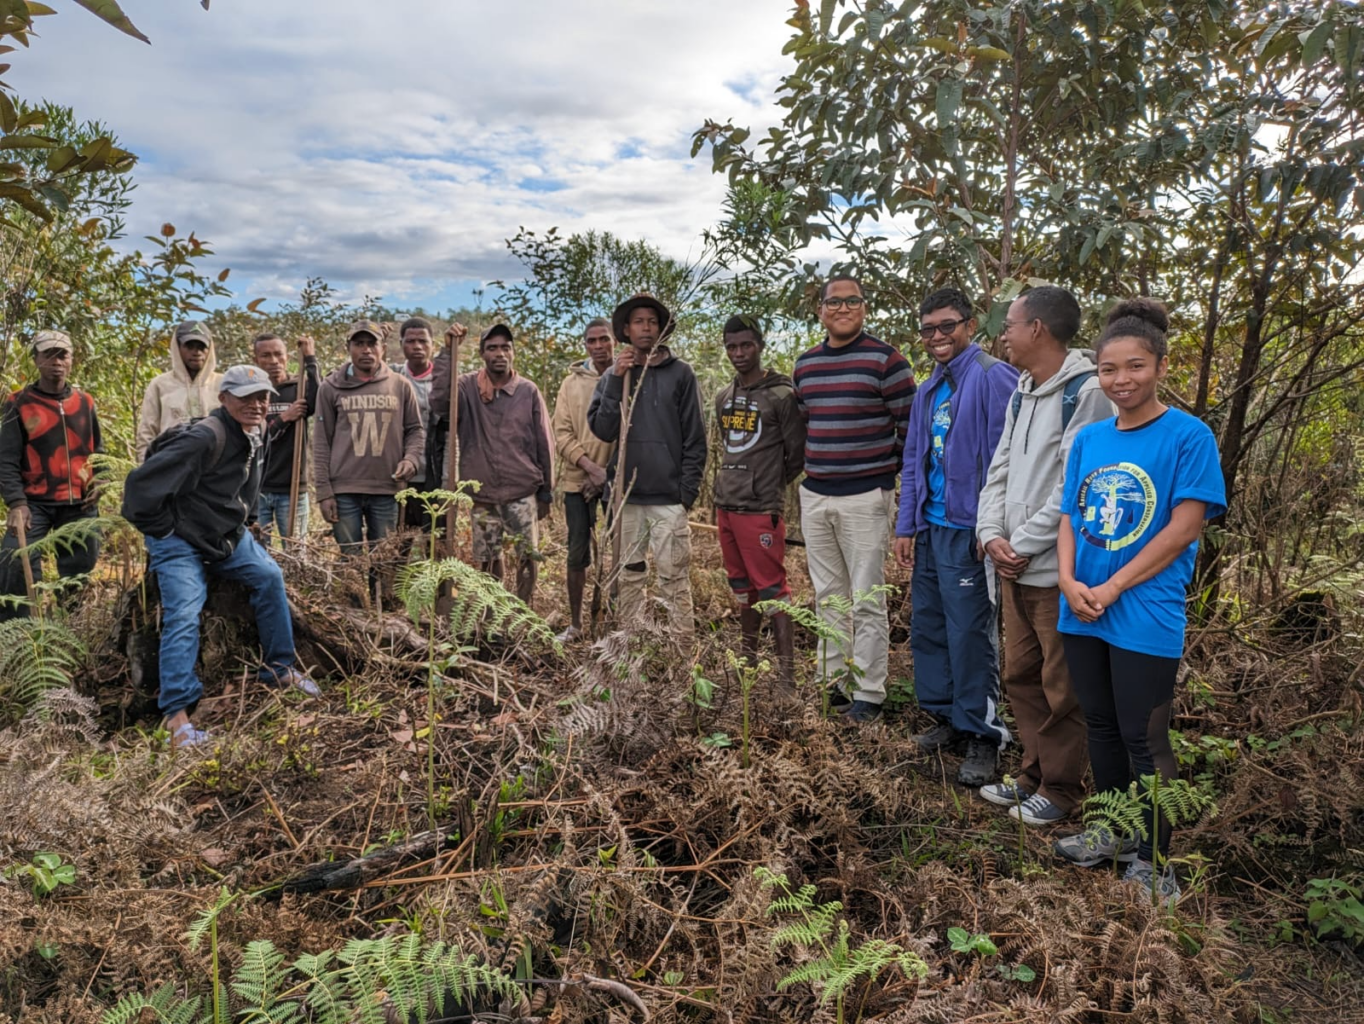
[312,361,425,501]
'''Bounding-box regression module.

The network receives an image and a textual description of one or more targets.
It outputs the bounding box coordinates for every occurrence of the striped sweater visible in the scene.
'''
[793,332,916,496]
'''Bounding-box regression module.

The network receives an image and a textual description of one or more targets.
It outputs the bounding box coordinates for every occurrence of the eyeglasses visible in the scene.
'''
[821,296,866,311]
[918,318,970,339]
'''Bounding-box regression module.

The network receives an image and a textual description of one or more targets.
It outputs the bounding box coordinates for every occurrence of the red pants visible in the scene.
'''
[717,509,790,606]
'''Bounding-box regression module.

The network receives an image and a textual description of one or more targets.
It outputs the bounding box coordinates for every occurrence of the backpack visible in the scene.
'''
[145,414,228,470]
[1009,371,1096,438]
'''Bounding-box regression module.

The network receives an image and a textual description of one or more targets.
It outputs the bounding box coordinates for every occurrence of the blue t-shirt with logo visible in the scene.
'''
[924,378,962,528]
[1058,408,1226,658]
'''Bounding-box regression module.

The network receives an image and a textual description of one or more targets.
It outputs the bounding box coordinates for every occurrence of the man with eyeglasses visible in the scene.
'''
[792,276,916,724]
[894,287,1018,786]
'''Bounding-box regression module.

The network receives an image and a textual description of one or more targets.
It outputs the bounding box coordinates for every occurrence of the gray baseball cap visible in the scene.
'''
[174,321,213,347]
[219,364,278,398]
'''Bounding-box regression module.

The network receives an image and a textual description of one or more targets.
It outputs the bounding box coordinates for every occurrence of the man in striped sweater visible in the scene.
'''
[794,276,916,723]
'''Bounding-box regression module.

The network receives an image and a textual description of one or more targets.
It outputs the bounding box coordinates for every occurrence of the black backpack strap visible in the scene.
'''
[200,414,227,471]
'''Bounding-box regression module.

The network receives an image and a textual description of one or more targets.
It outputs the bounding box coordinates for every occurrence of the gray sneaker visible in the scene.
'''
[957,738,1000,787]
[979,781,1033,808]
[1054,825,1139,867]
[1008,793,1068,827]
[1123,859,1181,903]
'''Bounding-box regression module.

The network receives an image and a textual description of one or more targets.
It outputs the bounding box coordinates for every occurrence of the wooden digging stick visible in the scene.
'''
[285,346,308,542]
[14,518,36,614]
[442,329,463,558]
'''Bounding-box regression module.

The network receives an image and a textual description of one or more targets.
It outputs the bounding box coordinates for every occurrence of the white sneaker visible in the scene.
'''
[555,625,582,644]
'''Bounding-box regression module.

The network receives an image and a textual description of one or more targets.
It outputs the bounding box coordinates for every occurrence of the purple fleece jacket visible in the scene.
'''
[896,343,1018,536]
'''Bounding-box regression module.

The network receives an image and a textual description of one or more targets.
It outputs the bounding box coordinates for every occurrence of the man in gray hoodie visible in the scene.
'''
[976,286,1114,825]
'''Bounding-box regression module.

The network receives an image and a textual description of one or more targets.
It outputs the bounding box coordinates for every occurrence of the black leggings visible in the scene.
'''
[1062,634,1180,861]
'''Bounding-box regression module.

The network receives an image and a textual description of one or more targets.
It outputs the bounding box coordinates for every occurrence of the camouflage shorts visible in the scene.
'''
[470,496,539,563]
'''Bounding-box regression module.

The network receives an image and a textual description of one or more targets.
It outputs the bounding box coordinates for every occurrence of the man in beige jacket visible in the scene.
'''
[551,318,616,642]
[135,321,223,462]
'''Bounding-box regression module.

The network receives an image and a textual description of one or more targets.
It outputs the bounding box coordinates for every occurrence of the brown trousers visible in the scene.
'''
[1001,580,1089,812]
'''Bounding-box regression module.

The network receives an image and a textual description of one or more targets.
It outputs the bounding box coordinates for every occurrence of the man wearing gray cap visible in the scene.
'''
[123,364,317,749]
[135,320,223,462]
[0,330,105,618]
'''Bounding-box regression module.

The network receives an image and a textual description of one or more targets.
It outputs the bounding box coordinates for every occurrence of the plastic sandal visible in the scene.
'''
[168,721,211,749]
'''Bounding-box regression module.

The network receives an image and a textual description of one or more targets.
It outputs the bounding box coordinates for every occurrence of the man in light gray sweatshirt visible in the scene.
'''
[976,286,1115,826]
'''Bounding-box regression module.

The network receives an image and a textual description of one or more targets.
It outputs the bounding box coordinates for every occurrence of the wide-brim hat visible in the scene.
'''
[612,293,673,343]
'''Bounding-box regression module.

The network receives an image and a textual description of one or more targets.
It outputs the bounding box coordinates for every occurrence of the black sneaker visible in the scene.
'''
[912,720,961,752]
[841,700,883,724]
[957,737,1000,787]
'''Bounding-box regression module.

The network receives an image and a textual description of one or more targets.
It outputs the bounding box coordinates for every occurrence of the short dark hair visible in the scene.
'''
[820,275,864,302]
[251,332,283,350]
[1097,297,1169,360]
[723,314,764,346]
[919,287,973,321]
[583,317,611,339]
[399,316,432,338]
[1018,286,1081,344]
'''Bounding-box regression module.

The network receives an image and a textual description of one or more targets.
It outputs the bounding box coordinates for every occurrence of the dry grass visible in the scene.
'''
[0,518,1359,1023]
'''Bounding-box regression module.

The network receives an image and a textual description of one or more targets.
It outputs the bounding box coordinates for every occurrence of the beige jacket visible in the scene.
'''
[552,359,614,492]
[134,335,222,462]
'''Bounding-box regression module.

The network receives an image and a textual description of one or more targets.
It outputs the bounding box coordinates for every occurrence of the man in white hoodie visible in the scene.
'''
[976,286,1115,826]
[135,321,223,462]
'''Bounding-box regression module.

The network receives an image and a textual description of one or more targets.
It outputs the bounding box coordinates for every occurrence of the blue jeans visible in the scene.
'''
[0,502,100,620]
[333,493,399,555]
[145,531,295,716]
[910,523,1009,746]
[257,491,310,545]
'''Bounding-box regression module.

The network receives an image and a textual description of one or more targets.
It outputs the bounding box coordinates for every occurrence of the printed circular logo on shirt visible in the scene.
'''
[1077,462,1157,551]
[720,394,763,455]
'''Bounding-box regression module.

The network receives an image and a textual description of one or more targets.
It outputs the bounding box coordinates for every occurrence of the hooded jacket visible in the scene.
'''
[122,407,260,563]
[896,342,1018,537]
[134,336,222,462]
[552,359,615,493]
[713,370,805,514]
[0,383,104,508]
[456,372,554,506]
[976,349,1115,587]
[313,362,425,502]
[587,348,707,508]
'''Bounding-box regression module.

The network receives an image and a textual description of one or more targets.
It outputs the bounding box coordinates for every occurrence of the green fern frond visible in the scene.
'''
[14,512,124,561]
[99,983,203,1024]
[1081,785,1149,843]
[0,617,86,716]
[395,557,560,655]
[765,883,821,914]
[1140,773,1218,827]
[231,940,291,1013]
[184,887,239,952]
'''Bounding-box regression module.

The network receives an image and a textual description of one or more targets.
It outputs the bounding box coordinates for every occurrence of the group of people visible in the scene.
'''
[0,277,1225,900]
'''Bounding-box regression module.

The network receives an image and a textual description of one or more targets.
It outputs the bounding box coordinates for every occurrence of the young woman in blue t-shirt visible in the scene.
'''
[1051,298,1227,901]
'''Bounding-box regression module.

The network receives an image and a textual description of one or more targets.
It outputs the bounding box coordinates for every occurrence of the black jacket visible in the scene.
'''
[587,349,707,508]
[260,355,320,493]
[122,408,262,562]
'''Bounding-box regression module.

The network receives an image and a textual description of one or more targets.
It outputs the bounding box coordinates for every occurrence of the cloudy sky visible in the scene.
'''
[20,1,795,312]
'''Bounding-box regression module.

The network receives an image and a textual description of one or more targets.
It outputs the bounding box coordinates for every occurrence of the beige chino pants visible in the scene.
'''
[799,487,894,703]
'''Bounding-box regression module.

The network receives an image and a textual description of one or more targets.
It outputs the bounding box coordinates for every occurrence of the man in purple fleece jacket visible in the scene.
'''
[893,287,1018,787]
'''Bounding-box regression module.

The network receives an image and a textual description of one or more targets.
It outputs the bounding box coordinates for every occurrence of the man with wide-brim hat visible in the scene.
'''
[123,364,319,750]
[588,293,707,636]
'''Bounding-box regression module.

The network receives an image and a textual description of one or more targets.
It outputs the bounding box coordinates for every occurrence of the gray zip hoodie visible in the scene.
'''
[976,349,1114,587]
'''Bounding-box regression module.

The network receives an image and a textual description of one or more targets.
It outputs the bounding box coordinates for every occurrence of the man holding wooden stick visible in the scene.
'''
[0,330,105,619]
[253,332,319,547]
[588,294,707,638]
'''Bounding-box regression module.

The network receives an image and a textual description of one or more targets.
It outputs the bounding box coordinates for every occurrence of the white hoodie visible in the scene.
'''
[134,334,222,462]
[976,348,1115,588]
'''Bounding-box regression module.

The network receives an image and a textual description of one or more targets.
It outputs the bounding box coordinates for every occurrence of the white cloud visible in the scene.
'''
[17,0,795,308]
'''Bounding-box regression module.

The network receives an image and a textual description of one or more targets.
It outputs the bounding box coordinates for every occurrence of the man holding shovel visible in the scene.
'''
[0,330,105,619]
[253,332,319,546]
[588,294,707,637]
